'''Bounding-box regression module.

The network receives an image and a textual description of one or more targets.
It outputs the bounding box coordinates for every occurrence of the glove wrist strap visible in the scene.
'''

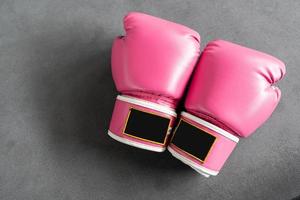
[108,95,177,152]
[168,112,239,176]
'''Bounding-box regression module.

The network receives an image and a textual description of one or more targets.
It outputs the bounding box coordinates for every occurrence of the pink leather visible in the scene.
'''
[109,96,176,149]
[169,40,286,175]
[169,114,237,172]
[186,40,285,137]
[109,12,200,151]
[111,12,200,107]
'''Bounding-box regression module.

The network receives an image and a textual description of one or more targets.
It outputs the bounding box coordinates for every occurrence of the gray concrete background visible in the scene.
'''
[0,0,299,199]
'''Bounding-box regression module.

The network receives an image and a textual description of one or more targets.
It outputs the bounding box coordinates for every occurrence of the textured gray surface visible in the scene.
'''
[0,0,299,199]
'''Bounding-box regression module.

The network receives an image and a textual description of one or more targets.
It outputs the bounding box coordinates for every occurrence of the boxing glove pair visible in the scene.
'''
[108,12,286,177]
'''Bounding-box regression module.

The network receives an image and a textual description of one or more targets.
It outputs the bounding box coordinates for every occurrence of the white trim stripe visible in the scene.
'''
[108,130,165,152]
[168,146,218,177]
[117,95,177,117]
[181,112,239,143]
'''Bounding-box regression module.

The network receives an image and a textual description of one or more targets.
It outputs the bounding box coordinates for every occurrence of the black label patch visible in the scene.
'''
[123,108,171,144]
[171,120,216,162]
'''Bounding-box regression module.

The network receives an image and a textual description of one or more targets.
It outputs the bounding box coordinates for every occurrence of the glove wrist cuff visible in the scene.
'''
[108,95,177,152]
[168,112,239,177]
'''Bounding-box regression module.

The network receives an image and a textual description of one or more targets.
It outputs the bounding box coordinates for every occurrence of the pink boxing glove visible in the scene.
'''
[168,40,286,176]
[108,12,200,152]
